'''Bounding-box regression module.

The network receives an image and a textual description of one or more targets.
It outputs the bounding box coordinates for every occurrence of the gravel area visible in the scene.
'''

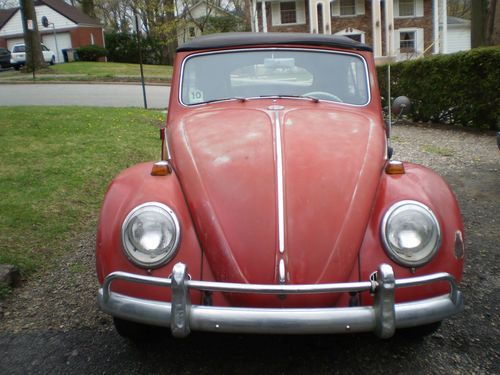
[0,123,498,374]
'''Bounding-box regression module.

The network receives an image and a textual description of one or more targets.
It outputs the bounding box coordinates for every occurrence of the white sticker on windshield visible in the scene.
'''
[189,89,204,104]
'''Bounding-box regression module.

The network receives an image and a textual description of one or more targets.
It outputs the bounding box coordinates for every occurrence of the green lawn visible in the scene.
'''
[0,107,164,277]
[0,61,173,83]
[49,61,172,78]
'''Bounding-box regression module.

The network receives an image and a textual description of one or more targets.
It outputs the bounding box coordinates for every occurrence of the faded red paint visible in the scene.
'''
[96,43,463,309]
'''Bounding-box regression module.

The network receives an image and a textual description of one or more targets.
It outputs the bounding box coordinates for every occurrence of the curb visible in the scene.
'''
[0,80,171,87]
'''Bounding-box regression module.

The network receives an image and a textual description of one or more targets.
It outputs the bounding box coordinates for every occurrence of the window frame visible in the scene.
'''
[279,1,297,24]
[397,0,416,18]
[178,47,372,108]
[339,0,356,17]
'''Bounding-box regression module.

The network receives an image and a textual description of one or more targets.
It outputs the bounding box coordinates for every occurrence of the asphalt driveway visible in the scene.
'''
[0,124,498,374]
[0,84,171,109]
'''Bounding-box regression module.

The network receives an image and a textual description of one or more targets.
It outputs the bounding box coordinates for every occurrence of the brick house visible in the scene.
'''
[0,0,104,63]
[251,0,451,62]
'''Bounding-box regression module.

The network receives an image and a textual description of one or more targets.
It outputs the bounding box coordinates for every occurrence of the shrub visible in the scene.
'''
[104,32,165,65]
[377,46,500,130]
[76,44,108,61]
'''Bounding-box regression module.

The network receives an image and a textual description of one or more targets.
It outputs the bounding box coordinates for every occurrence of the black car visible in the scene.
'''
[0,47,11,69]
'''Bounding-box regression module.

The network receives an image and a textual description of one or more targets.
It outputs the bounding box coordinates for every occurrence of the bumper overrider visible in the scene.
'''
[98,263,463,338]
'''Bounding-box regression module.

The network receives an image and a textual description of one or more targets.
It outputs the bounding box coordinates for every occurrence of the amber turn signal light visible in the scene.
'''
[151,161,172,176]
[385,160,405,175]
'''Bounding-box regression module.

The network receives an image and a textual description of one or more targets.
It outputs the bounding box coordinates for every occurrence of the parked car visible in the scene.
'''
[10,43,55,70]
[97,33,464,340]
[0,47,11,69]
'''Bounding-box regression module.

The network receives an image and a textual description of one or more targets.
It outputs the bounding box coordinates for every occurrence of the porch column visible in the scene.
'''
[441,0,447,53]
[252,0,258,32]
[372,0,382,57]
[433,0,439,53]
[310,0,318,33]
[384,0,395,57]
[323,0,331,34]
[261,0,268,32]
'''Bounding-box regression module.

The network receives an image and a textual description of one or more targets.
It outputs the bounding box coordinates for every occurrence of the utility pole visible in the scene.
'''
[134,12,148,109]
[19,0,44,74]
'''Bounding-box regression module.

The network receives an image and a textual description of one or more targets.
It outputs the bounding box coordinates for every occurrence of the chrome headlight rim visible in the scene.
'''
[381,200,441,267]
[121,202,181,269]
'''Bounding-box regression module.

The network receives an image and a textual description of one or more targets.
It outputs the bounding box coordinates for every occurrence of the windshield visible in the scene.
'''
[181,49,369,106]
[13,45,25,53]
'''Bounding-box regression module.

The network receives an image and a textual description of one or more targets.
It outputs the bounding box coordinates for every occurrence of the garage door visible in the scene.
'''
[42,32,72,64]
[7,38,25,51]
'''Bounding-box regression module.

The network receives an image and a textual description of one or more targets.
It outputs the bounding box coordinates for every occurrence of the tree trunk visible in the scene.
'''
[244,0,252,31]
[471,0,487,47]
[485,0,497,45]
[19,0,45,72]
[164,0,178,65]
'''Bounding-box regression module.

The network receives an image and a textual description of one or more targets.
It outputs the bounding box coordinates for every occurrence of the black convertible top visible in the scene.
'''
[177,32,372,53]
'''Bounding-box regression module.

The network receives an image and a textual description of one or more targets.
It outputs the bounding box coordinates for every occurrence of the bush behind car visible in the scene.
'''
[378,46,500,130]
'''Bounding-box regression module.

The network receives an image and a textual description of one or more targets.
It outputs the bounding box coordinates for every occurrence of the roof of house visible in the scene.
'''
[0,0,101,30]
[447,17,471,26]
[178,32,373,52]
[181,0,233,18]
[36,0,101,26]
[0,8,17,29]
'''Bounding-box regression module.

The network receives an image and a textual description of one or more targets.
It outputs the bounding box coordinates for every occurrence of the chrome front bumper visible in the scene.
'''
[98,263,463,338]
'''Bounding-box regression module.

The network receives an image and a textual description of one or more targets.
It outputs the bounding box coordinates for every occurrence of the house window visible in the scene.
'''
[189,27,196,37]
[280,2,297,24]
[398,0,415,17]
[90,33,95,45]
[400,31,416,52]
[339,0,356,16]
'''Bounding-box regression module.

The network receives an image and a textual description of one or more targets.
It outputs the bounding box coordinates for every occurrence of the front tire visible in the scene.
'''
[50,56,55,65]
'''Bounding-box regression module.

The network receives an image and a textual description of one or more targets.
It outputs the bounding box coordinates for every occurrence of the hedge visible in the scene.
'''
[76,44,108,62]
[377,46,500,130]
[104,32,165,65]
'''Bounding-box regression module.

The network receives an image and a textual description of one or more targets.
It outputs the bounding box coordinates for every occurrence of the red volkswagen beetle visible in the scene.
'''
[97,33,464,339]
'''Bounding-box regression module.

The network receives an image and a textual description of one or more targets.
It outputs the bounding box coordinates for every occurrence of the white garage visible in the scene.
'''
[42,32,72,63]
[7,38,24,51]
[0,0,104,63]
[446,17,471,54]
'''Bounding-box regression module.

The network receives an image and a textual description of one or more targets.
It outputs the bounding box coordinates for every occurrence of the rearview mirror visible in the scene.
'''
[391,96,411,116]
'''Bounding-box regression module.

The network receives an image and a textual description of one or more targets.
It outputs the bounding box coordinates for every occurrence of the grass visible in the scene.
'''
[0,61,173,83]
[422,144,455,157]
[0,107,164,275]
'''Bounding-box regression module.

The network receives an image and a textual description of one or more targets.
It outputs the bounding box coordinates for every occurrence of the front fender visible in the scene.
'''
[96,162,202,302]
[359,162,464,304]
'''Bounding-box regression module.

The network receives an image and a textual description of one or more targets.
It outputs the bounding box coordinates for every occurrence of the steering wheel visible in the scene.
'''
[303,91,343,103]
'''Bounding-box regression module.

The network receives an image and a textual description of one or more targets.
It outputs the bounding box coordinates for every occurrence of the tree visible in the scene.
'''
[78,0,96,18]
[471,0,497,47]
[0,0,17,9]
[448,0,471,19]
[485,0,497,45]
[19,0,44,72]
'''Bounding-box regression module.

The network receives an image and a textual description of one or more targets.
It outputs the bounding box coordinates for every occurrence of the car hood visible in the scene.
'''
[170,103,386,304]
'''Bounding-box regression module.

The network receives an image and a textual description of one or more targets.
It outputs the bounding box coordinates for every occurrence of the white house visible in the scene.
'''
[0,0,104,63]
[250,0,467,62]
[178,0,238,44]
[445,16,471,53]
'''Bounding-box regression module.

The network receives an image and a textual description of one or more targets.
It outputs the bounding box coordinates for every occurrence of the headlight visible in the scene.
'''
[381,200,441,267]
[121,202,180,268]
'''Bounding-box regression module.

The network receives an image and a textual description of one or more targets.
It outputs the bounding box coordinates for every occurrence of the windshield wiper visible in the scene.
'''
[202,97,247,105]
[258,95,319,103]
